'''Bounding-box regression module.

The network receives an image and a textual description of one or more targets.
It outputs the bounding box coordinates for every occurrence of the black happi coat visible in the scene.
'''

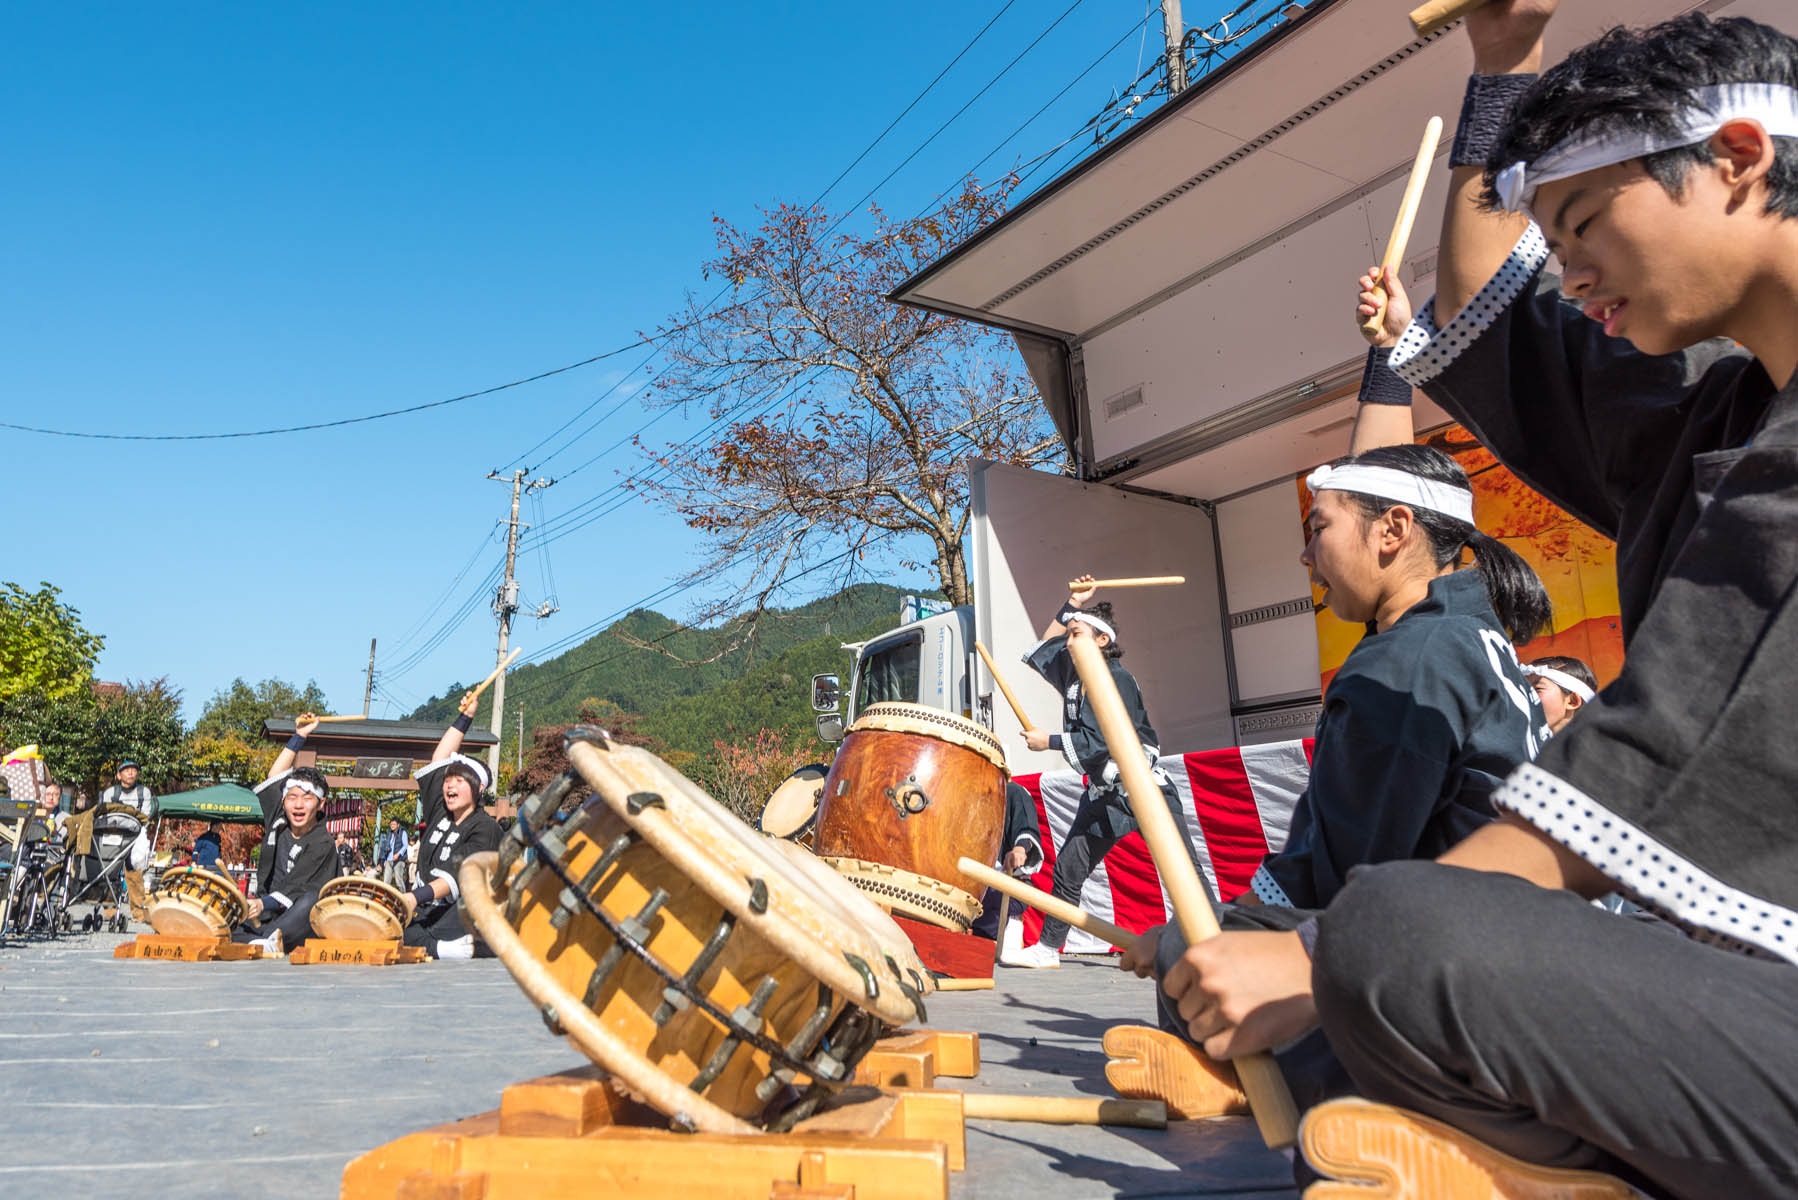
[1393,223,1798,961]
[1251,570,1542,910]
[1023,620,1163,785]
[1003,780,1045,875]
[252,771,340,913]
[411,758,504,931]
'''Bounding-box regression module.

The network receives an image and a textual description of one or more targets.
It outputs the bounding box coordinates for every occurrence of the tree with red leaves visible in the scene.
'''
[511,698,661,800]
[634,178,1065,655]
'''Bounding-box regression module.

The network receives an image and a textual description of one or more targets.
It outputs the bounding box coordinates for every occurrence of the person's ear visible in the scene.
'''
[1563,692,1584,715]
[1711,119,1775,209]
[1377,505,1414,552]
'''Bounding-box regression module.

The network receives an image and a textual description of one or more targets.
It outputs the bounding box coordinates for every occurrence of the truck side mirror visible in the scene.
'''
[815,713,845,743]
[811,674,841,712]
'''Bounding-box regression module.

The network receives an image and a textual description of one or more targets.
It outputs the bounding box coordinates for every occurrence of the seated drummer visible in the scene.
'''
[402,690,503,960]
[971,780,1046,945]
[234,713,340,952]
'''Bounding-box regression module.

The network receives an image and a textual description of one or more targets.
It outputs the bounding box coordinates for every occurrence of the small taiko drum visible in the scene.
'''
[812,703,1007,932]
[311,877,409,941]
[758,763,828,846]
[461,731,931,1134]
[147,866,248,937]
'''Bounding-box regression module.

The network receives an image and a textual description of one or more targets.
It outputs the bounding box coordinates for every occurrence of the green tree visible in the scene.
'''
[185,729,275,786]
[0,678,185,793]
[0,581,105,702]
[194,677,330,740]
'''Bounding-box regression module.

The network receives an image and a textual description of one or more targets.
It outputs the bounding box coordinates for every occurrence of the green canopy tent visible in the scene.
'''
[156,784,265,824]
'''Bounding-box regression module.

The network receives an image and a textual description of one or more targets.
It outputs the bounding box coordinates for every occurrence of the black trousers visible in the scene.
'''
[403,901,494,958]
[230,890,320,947]
[1038,779,1204,951]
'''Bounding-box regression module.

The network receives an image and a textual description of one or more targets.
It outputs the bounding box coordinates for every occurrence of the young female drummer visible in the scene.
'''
[1006,578,1203,968]
[1245,442,1554,909]
[401,690,504,959]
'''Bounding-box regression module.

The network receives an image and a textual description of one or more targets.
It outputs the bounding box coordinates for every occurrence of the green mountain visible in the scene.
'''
[406,582,937,762]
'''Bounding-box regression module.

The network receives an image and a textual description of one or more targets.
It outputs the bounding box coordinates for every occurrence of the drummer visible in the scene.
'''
[232,713,341,953]
[402,690,504,960]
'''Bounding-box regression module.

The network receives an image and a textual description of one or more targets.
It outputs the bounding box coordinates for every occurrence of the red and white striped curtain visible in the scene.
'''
[1012,739,1313,953]
[322,796,367,835]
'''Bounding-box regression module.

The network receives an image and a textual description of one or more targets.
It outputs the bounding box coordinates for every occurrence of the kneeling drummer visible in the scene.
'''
[401,690,504,959]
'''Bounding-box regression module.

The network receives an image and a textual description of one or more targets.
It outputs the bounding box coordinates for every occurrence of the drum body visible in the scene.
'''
[466,735,930,1134]
[812,703,1007,931]
[147,867,247,937]
[311,877,408,940]
[758,764,827,846]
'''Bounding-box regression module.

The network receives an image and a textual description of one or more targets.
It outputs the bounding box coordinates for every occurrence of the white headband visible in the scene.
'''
[1521,664,1596,703]
[446,753,492,793]
[1304,463,1475,526]
[283,775,326,801]
[1496,84,1798,213]
[1066,611,1117,642]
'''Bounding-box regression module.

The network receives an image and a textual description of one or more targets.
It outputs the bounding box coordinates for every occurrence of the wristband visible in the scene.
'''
[1056,603,1083,626]
[411,883,437,907]
[452,713,474,733]
[285,734,306,751]
[1358,346,1411,406]
[1450,73,1538,169]
[1048,734,1064,752]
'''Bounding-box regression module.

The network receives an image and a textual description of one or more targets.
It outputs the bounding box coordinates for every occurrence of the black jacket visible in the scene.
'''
[251,772,339,913]
[413,758,503,914]
[1393,223,1798,961]
[1252,569,1542,909]
[1023,620,1163,784]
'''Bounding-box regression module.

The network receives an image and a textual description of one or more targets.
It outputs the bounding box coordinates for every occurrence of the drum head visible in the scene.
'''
[566,739,929,1027]
[147,867,246,937]
[311,877,407,940]
[848,702,1008,771]
[758,764,827,839]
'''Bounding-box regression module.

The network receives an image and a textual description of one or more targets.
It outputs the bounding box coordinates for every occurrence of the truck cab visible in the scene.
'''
[812,605,979,743]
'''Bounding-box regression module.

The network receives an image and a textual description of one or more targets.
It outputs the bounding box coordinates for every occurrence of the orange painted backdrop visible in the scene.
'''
[1307,423,1625,691]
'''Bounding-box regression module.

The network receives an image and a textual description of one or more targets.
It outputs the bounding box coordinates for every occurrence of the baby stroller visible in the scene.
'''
[58,803,141,933]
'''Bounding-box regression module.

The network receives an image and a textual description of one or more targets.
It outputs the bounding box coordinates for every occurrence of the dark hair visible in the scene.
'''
[1528,655,1598,695]
[1484,15,1798,219]
[1333,444,1552,645]
[1082,600,1125,661]
[446,761,489,795]
[288,765,330,801]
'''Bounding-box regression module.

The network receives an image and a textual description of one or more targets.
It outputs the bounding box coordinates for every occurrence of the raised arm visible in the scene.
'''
[1042,577,1097,639]
[269,713,321,778]
[1434,1,1554,324]
[1349,264,1418,455]
[429,691,479,762]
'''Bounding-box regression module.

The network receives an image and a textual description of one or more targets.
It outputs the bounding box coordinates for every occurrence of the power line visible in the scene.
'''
[3,341,652,441]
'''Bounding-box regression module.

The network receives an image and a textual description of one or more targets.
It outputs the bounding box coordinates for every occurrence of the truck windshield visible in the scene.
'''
[855,633,922,711]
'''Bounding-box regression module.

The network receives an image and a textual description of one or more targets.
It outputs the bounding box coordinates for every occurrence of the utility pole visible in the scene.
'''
[1162,0,1186,95]
[362,637,377,717]
[486,468,555,774]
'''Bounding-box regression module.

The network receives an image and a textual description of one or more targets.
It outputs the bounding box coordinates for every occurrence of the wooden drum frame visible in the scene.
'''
[812,703,1007,931]
[461,731,932,1135]
[147,866,248,937]
[311,876,410,941]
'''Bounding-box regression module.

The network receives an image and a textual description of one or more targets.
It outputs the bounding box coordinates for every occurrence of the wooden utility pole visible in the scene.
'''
[1162,0,1186,94]
[362,637,377,717]
[485,469,554,774]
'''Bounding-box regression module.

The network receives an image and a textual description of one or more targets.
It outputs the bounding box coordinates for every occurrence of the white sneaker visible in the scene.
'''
[434,935,475,960]
[1001,941,1061,969]
[251,931,283,955]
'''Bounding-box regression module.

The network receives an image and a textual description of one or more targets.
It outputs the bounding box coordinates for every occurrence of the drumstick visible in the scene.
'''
[1409,0,1490,39]
[1360,114,1444,336]
[934,977,997,992]
[974,641,1038,733]
[1065,634,1299,1150]
[960,1093,1167,1129]
[470,647,522,702]
[1064,576,1184,590]
[959,856,1137,953]
[315,714,369,722]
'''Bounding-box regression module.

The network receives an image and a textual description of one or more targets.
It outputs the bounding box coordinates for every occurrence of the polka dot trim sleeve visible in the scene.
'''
[1249,863,1295,908]
[1495,763,1798,965]
[1391,224,1550,387]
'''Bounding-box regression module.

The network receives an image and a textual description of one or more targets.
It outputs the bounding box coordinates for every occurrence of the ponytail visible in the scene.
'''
[1333,444,1552,645]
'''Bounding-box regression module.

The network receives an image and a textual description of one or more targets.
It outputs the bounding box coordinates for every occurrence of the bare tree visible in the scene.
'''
[630,177,1065,660]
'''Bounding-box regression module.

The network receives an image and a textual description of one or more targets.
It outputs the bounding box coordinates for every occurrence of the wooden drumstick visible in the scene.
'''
[934,977,997,991]
[961,1093,1167,1129]
[1064,576,1184,590]
[1361,114,1444,336]
[974,641,1038,733]
[470,647,522,702]
[1409,0,1490,39]
[958,856,1137,953]
[1065,634,1299,1149]
[316,714,369,722]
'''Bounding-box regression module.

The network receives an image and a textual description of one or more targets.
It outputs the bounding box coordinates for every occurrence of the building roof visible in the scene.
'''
[260,717,498,748]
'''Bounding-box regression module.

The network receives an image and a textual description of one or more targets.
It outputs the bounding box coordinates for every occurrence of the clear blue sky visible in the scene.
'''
[2,1,1254,723]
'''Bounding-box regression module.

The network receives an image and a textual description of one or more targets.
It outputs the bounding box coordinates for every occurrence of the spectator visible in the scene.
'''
[192,820,223,872]
[99,759,156,923]
[376,818,409,890]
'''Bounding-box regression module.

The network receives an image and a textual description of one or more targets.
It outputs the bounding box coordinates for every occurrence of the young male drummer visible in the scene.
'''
[234,714,340,952]
[1128,6,1798,1196]
[402,690,503,959]
[1007,576,1202,968]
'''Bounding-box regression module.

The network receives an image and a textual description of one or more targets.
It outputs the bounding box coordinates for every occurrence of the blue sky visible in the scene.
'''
[2,2,1258,723]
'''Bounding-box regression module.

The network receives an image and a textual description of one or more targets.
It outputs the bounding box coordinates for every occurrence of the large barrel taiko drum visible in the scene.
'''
[813,702,1007,932]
